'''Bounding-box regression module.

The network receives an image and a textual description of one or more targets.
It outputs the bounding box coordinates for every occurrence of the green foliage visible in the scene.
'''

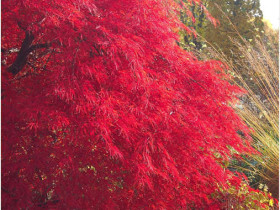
[204,0,264,58]
[178,0,208,51]
[179,0,264,59]
[219,181,277,209]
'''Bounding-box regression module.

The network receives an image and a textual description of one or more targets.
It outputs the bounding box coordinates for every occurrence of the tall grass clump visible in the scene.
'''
[177,2,278,203]
[230,36,279,199]
[192,31,278,210]
[197,24,279,199]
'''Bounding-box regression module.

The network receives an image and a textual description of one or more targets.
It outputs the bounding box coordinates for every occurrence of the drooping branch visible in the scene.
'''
[7,31,50,75]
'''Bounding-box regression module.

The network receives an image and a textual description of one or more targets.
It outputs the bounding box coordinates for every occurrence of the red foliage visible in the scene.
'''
[2,0,254,208]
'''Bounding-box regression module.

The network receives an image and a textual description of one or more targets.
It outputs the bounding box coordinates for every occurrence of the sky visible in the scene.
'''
[260,0,279,29]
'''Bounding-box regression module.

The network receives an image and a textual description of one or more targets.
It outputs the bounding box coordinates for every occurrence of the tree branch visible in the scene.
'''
[28,43,50,53]
[7,31,34,75]
[7,31,50,75]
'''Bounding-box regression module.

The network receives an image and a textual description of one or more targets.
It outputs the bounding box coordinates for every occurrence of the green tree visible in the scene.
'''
[179,0,264,57]
[204,0,264,58]
[179,0,208,51]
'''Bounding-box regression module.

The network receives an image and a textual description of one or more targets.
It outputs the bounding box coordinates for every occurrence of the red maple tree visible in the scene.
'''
[2,0,254,208]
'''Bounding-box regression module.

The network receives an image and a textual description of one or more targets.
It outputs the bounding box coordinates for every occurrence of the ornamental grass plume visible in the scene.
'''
[231,35,279,199]
[178,3,279,207]
[197,20,279,200]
